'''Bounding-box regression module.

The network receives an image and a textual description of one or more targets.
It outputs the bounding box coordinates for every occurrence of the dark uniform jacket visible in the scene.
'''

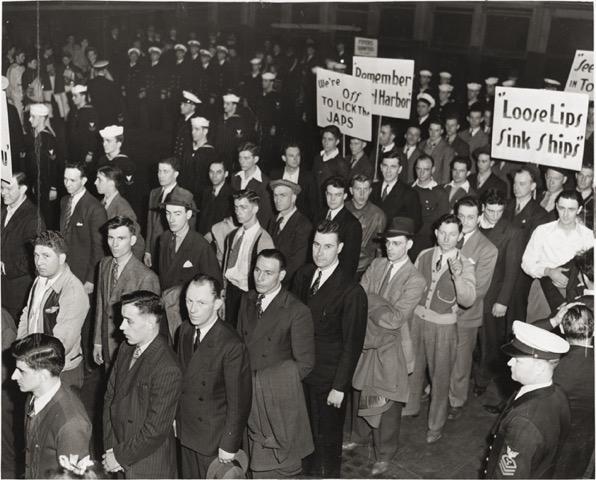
[104,335,182,479]
[411,184,449,258]
[320,207,362,280]
[503,199,547,247]
[176,319,252,457]
[446,135,471,160]
[198,183,233,235]
[469,172,508,202]
[483,385,570,479]
[172,115,193,161]
[371,180,422,232]
[87,76,121,129]
[180,143,216,201]
[213,113,252,171]
[347,152,375,180]
[291,265,368,392]
[66,104,99,163]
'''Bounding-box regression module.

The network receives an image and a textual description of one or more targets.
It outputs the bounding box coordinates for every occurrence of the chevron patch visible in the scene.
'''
[498,445,519,476]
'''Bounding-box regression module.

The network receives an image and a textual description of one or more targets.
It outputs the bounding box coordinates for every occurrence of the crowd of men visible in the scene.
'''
[1,24,594,480]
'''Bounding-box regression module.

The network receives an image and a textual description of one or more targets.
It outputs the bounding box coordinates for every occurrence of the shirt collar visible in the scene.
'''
[115,251,133,269]
[515,381,553,400]
[382,142,395,153]
[235,165,263,183]
[469,126,480,135]
[419,114,429,124]
[213,183,224,196]
[71,188,86,204]
[449,180,470,192]
[389,255,409,272]
[316,259,340,287]
[103,191,119,208]
[135,333,158,356]
[327,205,343,219]
[42,265,71,295]
[478,215,496,230]
[33,379,61,415]
[198,315,219,341]
[278,206,297,220]
[383,178,398,189]
[413,179,438,189]
[6,195,27,213]
[321,148,339,161]
[173,223,190,243]
[259,284,282,311]
[162,183,177,197]
[242,221,261,234]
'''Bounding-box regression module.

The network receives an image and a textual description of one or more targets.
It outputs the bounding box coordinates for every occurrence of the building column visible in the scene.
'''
[524,5,551,87]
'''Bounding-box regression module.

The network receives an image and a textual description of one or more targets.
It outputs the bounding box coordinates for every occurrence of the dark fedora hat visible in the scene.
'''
[159,189,198,212]
[206,450,249,479]
[380,217,415,238]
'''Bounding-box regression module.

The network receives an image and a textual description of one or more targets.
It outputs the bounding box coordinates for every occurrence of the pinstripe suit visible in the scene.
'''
[103,335,182,479]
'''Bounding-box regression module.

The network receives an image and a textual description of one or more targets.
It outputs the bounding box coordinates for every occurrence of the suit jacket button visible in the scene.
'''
[202,381,206,386]
[198,417,202,422]
[262,354,267,357]
[267,337,271,341]
[199,397,203,401]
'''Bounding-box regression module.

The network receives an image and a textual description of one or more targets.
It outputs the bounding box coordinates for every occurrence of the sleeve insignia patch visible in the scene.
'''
[498,446,519,476]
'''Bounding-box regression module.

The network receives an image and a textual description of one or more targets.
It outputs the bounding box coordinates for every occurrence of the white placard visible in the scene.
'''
[1,91,13,182]
[352,56,415,119]
[491,86,588,171]
[316,68,373,141]
[354,37,378,57]
[565,50,594,101]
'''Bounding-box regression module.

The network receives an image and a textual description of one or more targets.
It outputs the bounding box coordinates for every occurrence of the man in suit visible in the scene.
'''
[231,142,274,228]
[93,216,160,369]
[270,142,318,222]
[268,179,313,286]
[17,231,89,389]
[444,156,476,210]
[144,157,197,268]
[1,172,45,319]
[444,114,470,160]
[418,118,455,185]
[11,333,91,479]
[312,125,350,206]
[475,189,523,409]
[291,220,368,477]
[504,166,548,322]
[371,156,422,232]
[468,146,508,200]
[237,250,315,477]
[347,137,374,180]
[157,189,221,291]
[102,291,182,479]
[448,197,497,420]
[378,122,409,184]
[458,105,489,159]
[198,159,233,236]
[60,162,107,293]
[575,161,594,230]
[400,125,423,184]
[346,218,426,476]
[177,274,252,478]
[321,176,363,279]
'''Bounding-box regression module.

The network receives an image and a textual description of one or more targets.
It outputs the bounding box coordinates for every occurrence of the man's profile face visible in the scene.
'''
[11,360,42,393]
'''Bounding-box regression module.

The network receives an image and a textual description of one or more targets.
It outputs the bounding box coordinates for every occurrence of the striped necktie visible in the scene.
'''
[63,195,74,230]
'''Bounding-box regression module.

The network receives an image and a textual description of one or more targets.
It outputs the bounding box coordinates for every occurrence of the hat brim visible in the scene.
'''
[379,229,413,239]
[501,338,561,360]
[159,201,199,212]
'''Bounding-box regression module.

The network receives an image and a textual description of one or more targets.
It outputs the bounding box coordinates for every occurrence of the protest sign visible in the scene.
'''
[565,50,593,101]
[0,91,13,182]
[354,37,378,57]
[352,56,415,119]
[491,86,588,171]
[316,68,372,141]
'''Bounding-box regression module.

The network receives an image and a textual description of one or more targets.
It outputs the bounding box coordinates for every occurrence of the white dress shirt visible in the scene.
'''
[282,167,300,184]
[3,195,27,226]
[259,284,282,312]
[321,149,340,162]
[235,166,263,189]
[225,222,262,291]
[311,260,340,290]
[381,178,398,196]
[327,205,344,221]
[32,379,62,415]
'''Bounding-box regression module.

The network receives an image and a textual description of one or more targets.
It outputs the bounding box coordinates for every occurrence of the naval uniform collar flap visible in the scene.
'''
[512,383,555,408]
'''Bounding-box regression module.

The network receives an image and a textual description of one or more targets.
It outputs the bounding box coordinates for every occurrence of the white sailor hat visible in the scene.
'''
[502,321,570,360]
[216,45,229,54]
[439,71,452,80]
[438,84,454,93]
[93,60,109,69]
[187,40,201,47]
[148,46,162,55]
[190,116,210,128]
[334,63,347,71]
[467,82,482,91]
[174,44,187,53]
[250,58,262,65]
[30,103,50,116]
[502,79,516,87]
[417,92,436,109]
[182,90,201,104]
[1,76,9,91]
[127,48,140,57]
[311,66,319,75]
[71,84,88,94]
[262,72,276,81]
[199,49,213,58]
[485,77,499,86]
[544,78,561,87]
[223,93,240,103]
[419,69,432,77]
[325,59,336,69]
[99,125,124,138]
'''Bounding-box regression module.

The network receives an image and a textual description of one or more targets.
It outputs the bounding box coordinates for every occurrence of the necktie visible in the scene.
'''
[378,264,394,296]
[129,346,142,370]
[381,184,389,201]
[109,260,119,295]
[351,157,358,168]
[273,216,283,236]
[227,229,245,269]
[256,294,264,319]
[435,255,443,272]
[160,187,167,204]
[326,211,332,220]
[515,203,521,214]
[169,233,177,259]
[310,270,322,296]
[456,238,464,249]
[26,399,35,417]
[63,195,74,230]
[193,327,201,351]
[101,198,107,208]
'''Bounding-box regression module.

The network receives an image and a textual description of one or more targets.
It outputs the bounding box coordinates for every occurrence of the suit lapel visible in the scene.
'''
[114,336,162,400]
[250,290,286,344]
[165,231,193,278]
[109,256,137,303]
[187,320,222,372]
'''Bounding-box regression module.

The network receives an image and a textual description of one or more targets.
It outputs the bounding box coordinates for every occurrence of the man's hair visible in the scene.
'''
[34,230,68,255]
[468,104,484,116]
[120,290,164,323]
[546,166,568,178]
[562,304,594,341]
[406,124,421,134]
[575,248,594,283]
[428,117,444,129]
[450,155,472,171]
[556,189,584,209]
[238,142,259,156]
[315,219,343,243]
[283,141,302,154]
[381,122,397,137]
[188,273,222,299]
[97,165,124,189]
[444,113,461,125]
[515,165,540,184]
[481,188,506,207]
[454,196,480,215]
[436,213,463,233]
[416,154,435,167]
[322,125,341,140]
[233,188,260,205]
[105,215,137,236]
[209,158,227,171]
[64,162,87,178]
[12,333,65,377]
[324,175,347,192]
[472,145,491,162]
[350,174,372,188]
[257,248,287,271]
[159,156,181,172]
[13,171,28,187]
[580,159,594,171]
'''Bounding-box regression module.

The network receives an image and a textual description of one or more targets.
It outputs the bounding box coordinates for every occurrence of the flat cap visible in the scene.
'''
[216,45,229,54]
[160,189,198,211]
[99,125,124,138]
[199,49,213,58]
[381,217,415,238]
[187,40,201,47]
[174,43,187,52]
[250,58,262,65]
[438,84,454,93]
[269,179,302,195]
[502,321,570,360]
[72,84,88,94]
[439,71,452,79]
